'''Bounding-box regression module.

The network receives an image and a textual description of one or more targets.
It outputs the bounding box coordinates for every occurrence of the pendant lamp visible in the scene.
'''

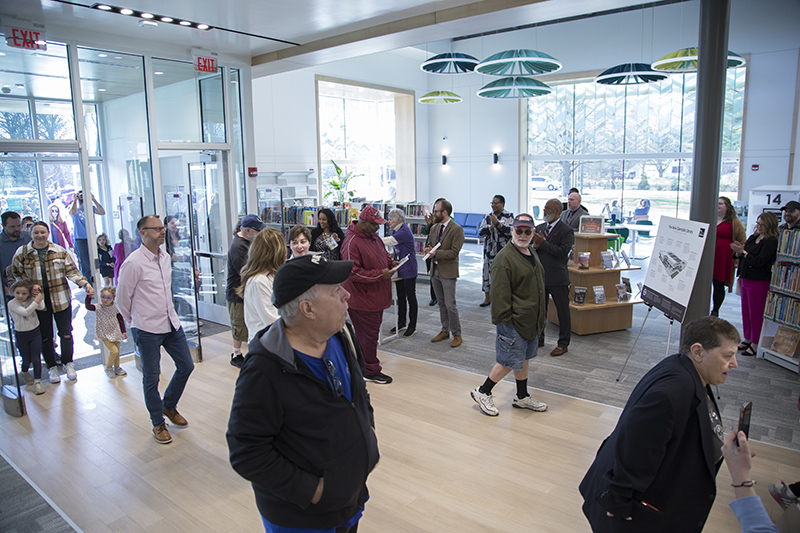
[595,63,668,85]
[420,52,479,74]
[418,91,463,104]
[477,77,552,99]
[476,49,562,77]
[651,48,746,73]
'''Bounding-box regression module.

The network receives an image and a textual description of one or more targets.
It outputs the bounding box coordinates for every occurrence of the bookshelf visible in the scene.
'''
[756,230,800,371]
[546,233,642,335]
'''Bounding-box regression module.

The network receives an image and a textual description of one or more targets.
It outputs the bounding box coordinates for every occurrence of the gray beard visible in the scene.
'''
[543,213,556,223]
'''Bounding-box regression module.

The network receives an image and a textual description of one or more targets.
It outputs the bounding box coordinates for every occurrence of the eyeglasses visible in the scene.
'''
[100,295,114,300]
[141,226,166,232]
[514,228,533,236]
[323,357,344,398]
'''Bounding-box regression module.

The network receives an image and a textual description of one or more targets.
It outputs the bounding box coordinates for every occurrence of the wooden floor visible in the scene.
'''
[1,331,798,532]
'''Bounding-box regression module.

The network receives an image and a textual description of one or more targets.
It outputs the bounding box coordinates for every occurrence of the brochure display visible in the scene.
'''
[640,216,709,322]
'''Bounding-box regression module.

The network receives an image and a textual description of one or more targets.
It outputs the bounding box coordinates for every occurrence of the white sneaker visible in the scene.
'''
[21,371,34,385]
[49,366,61,384]
[471,387,499,416]
[512,395,548,412]
[105,366,116,378]
[33,380,45,395]
[65,362,77,381]
[114,367,127,377]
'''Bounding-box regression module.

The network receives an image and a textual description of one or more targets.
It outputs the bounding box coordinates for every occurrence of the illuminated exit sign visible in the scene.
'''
[2,19,47,51]
[192,49,218,73]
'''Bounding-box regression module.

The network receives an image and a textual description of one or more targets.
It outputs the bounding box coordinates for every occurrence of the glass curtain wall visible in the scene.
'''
[526,67,746,225]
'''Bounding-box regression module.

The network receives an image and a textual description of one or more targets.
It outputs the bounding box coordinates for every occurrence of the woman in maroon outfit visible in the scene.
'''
[711,197,746,316]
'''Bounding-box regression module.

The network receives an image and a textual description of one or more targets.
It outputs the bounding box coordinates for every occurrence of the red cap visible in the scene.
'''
[359,206,386,225]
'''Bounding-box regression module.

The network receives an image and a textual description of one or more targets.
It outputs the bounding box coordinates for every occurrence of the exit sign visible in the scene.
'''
[2,20,47,51]
[192,49,218,73]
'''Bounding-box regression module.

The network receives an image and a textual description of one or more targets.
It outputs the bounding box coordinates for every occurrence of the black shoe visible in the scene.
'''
[403,327,416,338]
[479,301,491,307]
[429,299,437,306]
[389,325,406,334]
[230,353,244,368]
[364,372,393,384]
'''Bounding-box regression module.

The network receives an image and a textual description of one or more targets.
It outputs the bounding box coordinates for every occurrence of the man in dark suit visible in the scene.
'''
[561,190,589,231]
[533,199,574,357]
[579,316,740,533]
[424,199,465,348]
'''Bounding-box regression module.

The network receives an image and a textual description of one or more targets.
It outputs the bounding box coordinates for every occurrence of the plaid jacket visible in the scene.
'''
[10,243,86,313]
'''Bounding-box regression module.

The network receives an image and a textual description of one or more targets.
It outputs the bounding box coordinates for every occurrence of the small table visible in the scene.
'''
[617,224,657,259]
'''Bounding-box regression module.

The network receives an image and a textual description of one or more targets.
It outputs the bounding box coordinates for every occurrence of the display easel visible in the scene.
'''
[616,305,677,381]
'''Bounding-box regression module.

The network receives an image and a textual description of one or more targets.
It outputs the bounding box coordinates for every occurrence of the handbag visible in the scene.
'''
[734,278,742,296]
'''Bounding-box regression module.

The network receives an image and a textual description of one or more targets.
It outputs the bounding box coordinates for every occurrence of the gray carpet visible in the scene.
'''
[378,245,800,452]
[0,454,76,533]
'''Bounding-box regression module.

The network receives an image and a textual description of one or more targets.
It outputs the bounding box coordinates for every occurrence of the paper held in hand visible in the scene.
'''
[422,243,441,261]
[389,254,410,274]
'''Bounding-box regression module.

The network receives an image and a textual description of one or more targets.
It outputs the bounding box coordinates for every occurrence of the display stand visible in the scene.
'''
[547,233,641,335]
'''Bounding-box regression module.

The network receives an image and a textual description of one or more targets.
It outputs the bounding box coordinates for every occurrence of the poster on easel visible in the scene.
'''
[641,216,709,322]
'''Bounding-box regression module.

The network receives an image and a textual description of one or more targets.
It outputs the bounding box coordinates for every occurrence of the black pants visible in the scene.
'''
[711,279,726,316]
[36,287,73,368]
[543,285,571,347]
[394,277,418,329]
[15,328,43,379]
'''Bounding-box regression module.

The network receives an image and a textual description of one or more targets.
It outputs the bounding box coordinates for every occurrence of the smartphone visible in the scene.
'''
[736,401,752,446]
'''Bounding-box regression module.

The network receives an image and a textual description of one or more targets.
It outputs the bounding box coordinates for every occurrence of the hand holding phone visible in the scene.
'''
[735,401,752,447]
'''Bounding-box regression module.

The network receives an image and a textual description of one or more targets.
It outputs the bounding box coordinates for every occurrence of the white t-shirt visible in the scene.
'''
[243,273,280,341]
[9,297,45,332]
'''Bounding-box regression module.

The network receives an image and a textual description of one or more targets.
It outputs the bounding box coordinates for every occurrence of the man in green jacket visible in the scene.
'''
[470,214,548,416]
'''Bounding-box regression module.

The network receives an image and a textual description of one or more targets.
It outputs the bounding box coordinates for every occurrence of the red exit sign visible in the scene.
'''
[192,49,218,73]
[3,20,47,51]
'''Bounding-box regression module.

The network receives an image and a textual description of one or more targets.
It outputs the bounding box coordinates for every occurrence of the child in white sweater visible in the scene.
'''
[8,280,46,394]
[85,287,128,378]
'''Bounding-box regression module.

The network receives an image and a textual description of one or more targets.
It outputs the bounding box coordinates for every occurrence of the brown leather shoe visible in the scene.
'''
[163,408,188,427]
[550,346,568,357]
[538,337,545,347]
[450,336,462,348]
[431,331,450,343]
[153,423,172,444]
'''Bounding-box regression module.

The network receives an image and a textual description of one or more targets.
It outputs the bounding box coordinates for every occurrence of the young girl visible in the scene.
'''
[85,287,128,378]
[97,233,115,286]
[8,280,46,395]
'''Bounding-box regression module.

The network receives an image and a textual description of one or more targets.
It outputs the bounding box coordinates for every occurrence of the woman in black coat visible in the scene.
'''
[310,208,345,260]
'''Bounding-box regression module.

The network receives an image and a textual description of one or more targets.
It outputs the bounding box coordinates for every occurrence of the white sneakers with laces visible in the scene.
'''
[471,387,499,416]
[65,362,77,381]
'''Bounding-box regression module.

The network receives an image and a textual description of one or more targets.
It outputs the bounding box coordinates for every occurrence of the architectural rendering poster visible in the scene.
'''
[641,216,709,322]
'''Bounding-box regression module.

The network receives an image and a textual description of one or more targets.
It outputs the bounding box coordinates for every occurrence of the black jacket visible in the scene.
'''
[579,354,721,532]
[737,234,778,281]
[227,319,379,529]
[226,234,250,303]
[534,220,574,286]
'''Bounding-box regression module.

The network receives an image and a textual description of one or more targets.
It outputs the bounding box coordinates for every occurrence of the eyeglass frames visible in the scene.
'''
[323,357,344,398]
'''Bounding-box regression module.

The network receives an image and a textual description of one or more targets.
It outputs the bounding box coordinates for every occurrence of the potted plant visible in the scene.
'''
[324,160,362,204]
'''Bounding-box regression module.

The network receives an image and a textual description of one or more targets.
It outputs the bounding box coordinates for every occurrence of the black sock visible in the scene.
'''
[479,378,496,395]
[516,379,529,399]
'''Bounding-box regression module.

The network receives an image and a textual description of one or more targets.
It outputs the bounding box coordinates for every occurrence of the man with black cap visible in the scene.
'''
[470,214,548,416]
[227,254,380,533]
[226,214,266,368]
[779,200,800,231]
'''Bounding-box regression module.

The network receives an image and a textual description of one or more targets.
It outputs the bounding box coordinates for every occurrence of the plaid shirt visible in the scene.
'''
[10,242,87,313]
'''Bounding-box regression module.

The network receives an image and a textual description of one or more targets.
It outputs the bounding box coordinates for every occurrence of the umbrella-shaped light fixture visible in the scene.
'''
[418,90,463,104]
[420,52,480,74]
[651,47,746,72]
[595,63,668,85]
[475,49,562,77]
[477,77,552,99]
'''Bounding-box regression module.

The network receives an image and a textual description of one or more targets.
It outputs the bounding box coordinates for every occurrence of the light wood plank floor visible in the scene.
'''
[1,331,798,532]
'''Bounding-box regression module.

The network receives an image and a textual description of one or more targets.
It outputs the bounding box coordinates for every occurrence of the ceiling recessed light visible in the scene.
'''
[0,52,6,57]
[179,20,191,26]
[98,88,106,91]
[160,16,173,22]
[139,20,158,27]
[120,8,133,15]
[98,53,107,57]
[97,4,112,10]
[197,24,209,30]
[154,71,163,75]
[141,13,153,19]
[114,56,122,59]
[15,84,24,88]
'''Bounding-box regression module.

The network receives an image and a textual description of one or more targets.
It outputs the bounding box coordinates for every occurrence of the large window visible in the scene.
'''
[526,67,746,224]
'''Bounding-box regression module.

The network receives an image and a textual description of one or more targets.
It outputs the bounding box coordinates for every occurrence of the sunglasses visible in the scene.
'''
[514,228,533,236]
[323,357,344,398]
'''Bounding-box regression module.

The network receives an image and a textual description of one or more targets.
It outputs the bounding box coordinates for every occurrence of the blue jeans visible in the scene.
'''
[131,326,195,426]
[75,238,92,282]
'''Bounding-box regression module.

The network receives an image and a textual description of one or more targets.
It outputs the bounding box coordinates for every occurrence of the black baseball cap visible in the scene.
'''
[272,255,353,308]
[780,201,800,211]
[241,214,266,230]
[512,214,535,228]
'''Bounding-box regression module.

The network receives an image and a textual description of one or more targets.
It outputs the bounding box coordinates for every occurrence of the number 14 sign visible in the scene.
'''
[747,186,800,234]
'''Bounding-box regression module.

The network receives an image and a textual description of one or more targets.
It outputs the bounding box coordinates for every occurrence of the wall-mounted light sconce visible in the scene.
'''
[442,155,447,165]
[493,153,499,164]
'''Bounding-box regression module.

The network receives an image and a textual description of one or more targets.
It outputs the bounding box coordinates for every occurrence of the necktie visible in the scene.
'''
[567,210,575,222]
[437,224,444,243]
[543,225,550,239]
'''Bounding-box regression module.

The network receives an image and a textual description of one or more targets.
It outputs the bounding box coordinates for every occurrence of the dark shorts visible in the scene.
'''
[495,321,538,370]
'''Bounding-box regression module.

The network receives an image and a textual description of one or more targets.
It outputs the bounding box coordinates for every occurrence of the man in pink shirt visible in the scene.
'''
[117,215,195,445]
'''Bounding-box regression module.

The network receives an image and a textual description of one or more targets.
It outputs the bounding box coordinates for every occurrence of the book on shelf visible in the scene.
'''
[621,276,632,294]
[615,283,629,302]
[577,252,591,270]
[777,228,800,257]
[765,292,800,324]
[601,251,615,269]
[593,285,606,304]
[402,203,431,219]
[578,215,604,235]
[771,260,800,294]
[612,250,621,268]
[573,287,587,305]
[770,326,800,357]
[620,250,631,268]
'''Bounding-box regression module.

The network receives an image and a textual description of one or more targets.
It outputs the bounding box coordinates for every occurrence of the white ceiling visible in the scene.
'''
[1,0,653,78]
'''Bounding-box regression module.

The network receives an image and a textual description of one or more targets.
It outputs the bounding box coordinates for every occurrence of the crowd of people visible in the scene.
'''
[2,192,800,532]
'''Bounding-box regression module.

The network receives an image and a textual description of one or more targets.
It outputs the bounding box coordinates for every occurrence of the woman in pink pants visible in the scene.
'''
[731,212,779,356]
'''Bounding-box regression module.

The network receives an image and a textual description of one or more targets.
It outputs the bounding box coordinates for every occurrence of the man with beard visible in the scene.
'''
[1,211,32,298]
[470,214,548,416]
[779,200,800,231]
